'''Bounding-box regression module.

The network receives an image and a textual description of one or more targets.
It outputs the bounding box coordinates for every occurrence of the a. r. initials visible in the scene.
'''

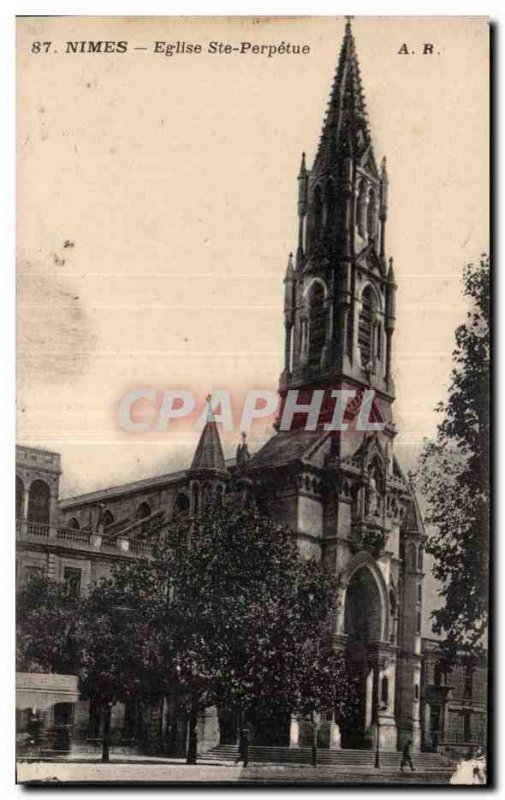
[398,42,436,55]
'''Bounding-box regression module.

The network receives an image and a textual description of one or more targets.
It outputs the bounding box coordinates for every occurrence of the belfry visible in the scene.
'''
[248,19,425,751]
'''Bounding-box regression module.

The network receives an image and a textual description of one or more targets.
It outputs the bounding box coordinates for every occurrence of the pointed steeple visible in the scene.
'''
[190,398,227,473]
[313,17,374,177]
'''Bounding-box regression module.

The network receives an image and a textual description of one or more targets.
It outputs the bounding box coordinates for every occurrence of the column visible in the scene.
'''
[289,716,300,748]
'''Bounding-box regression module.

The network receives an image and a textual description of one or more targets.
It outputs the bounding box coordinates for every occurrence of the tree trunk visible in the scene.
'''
[186,701,199,765]
[101,705,112,763]
[311,710,318,767]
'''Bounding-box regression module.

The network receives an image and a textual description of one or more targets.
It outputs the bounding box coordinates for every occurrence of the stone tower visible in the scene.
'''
[250,20,425,752]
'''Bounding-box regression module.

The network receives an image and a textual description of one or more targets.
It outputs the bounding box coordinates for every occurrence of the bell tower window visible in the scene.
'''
[357,179,367,238]
[358,286,376,367]
[307,281,327,367]
[367,187,377,240]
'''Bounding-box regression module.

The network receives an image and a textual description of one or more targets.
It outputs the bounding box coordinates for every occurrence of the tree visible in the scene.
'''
[17,503,357,763]
[17,575,170,762]
[111,501,357,762]
[415,255,490,661]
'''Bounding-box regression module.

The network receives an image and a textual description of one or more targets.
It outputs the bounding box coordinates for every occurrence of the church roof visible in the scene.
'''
[190,415,227,473]
[313,19,375,176]
[248,430,326,470]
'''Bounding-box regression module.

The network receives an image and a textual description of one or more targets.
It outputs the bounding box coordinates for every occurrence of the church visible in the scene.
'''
[16,21,430,757]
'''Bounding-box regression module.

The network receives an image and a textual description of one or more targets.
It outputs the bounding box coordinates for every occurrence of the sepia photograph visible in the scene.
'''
[15,13,490,786]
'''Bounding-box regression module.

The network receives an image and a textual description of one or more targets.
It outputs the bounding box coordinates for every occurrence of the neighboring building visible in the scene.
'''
[17,21,434,756]
[421,639,488,756]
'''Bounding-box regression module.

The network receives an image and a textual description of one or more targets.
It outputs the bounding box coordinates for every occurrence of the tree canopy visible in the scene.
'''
[415,255,490,661]
[17,501,357,762]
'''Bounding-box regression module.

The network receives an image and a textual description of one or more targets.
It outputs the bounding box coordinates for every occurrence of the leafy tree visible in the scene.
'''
[415,255,490,661]
[18,503,357,764]
[17,575,170,762]
[112,501,357,763]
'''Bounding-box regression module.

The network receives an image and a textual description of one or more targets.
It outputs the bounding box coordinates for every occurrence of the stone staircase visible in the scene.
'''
[206,744,454,773]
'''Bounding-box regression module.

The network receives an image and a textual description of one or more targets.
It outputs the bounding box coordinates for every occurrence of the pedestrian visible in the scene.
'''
[235,725,250,767]
[400,739,415,772]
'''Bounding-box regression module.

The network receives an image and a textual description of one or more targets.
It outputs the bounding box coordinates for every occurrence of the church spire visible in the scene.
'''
[313,17,374,178]
[190,398,227,474]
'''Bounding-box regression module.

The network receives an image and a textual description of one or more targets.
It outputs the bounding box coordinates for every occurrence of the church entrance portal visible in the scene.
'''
[341,566,384,749]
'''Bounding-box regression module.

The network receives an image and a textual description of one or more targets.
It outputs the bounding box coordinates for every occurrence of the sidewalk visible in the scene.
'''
[17,759,454,785]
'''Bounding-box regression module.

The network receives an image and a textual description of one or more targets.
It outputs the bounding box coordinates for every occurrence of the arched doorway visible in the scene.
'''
[341,565,384,748]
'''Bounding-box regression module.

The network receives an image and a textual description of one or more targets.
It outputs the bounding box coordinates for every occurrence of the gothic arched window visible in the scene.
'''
[356,179,367,237]
[358,285,376,368]
[27,479,50,524]
[367,187,377,240]
[307,281,327,366]
[173,493,190,518]
[68,517,80,530]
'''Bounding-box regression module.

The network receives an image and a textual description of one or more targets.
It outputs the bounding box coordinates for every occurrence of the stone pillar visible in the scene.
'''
[289,716,300,748]
[22,487,30,520]
[328,717,341,750]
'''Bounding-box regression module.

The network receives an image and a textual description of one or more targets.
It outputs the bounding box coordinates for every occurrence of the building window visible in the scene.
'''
[414,683,419,701]
[307,281,327,366]
[136,502,151,534]
[356,179,367,237]
[367,187,377,240]
[102,510,115,529]
[173,493,190,518]
[416,611,421,636]
[418,584,422,603]
[381,676,389,708]
[417,547,423,570]
[64,567,82,597]
[463,710,472,742]
[465,667,474,699]
[358,286,375,368]
[68,517,80,530]
[27,479,50,524]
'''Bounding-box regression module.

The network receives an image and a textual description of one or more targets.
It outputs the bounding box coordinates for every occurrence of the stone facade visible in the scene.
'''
[16,21,430,756]
[420,639,488,757]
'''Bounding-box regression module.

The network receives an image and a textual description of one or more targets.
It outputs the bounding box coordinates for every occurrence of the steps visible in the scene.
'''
[206,744,454,772]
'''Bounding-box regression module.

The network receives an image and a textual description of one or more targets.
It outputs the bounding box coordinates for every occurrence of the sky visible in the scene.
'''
[17,16,489,633]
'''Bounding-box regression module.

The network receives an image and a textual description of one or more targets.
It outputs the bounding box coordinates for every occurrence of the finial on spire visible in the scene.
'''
[381,156,388,178]
[345,15,354,32]
[298,151,307,178]
[205,393,214,422]
[285,252,294,280]
[387,257,396,284]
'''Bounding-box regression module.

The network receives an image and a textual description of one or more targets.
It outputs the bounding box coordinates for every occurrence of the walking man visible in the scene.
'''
[235,725,250,768]
[400,739,415,772]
